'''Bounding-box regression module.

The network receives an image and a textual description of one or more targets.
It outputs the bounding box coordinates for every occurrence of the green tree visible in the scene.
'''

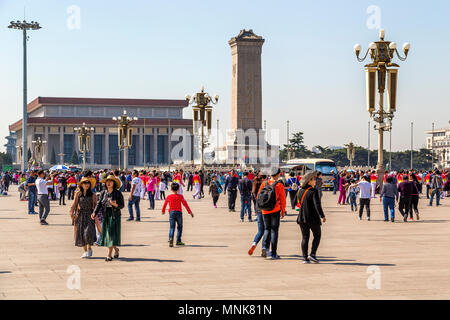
[50,147,57,164]
[70,150,79,165]
[281,131,312,160]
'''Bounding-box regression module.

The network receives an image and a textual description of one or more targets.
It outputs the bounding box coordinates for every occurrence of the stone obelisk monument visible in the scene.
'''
[221,29,269,165]
[229,29,264,131]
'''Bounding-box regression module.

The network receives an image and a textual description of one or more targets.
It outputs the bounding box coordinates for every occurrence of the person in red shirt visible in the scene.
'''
[257,167,286,260]
[162,183,194,247]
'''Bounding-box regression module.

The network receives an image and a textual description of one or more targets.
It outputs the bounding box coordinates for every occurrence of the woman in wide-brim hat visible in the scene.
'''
[70,177,98,258]
[93,175,124,261]
[100,175,122,190]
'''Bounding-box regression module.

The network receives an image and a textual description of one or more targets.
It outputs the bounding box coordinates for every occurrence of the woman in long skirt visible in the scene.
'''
[93,175,124,261]
[70,177,97,258]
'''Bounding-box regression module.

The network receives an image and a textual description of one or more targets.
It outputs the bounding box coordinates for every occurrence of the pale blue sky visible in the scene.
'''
[1,0,450,152]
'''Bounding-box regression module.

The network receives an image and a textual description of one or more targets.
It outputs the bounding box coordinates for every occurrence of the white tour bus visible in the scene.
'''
[281,158,337,190]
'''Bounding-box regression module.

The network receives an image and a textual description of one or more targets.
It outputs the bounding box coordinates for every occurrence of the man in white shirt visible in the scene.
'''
[127,170,142,222]
[36,170,54,225]
[357,175,372,221]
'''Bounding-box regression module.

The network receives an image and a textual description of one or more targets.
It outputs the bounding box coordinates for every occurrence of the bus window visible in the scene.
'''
[315,162,337,175]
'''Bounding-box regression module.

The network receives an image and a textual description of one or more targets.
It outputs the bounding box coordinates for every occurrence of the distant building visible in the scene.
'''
[425,126,450,168]
[9,97,193,168]
[4,132,17,162]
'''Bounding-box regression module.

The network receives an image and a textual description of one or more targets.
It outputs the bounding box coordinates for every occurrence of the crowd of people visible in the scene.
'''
[332,169,449,222]
[2,165,449,263]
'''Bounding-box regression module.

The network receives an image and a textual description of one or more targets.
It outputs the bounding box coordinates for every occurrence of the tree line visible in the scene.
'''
[281,132,432,171]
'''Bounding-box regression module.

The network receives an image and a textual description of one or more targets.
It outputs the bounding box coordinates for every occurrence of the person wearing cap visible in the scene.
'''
[93,175,124,261]
[71,177,97,258]
[296,172,326,263]
[257,167,286,260]
[26,170,38,215]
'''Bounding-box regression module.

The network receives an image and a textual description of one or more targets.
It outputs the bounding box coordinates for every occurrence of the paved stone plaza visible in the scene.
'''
[0,188,449,300]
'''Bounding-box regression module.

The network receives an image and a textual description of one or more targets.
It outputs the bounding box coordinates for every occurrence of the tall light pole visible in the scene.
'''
[186,87,219,171]
[74,123,94,171]
[388,118,392,172]
[354,29,410,185]
[410,122,414,170]
[368,121,371,168]
[113,111,138,171]
[431,122,435,170]
[8,20,42,172]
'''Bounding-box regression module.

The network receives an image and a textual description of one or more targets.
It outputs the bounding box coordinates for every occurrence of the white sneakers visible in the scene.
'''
[81,249,93,258]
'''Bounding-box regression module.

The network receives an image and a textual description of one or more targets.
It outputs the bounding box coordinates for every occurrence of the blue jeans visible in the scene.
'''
[429,189,441,206]
[253,212,266,246]
[128,195,141,219]
[28,192,37,214]
[349,192,357,211]
[169,211,183,242]
[383,197,396,220]
[240,195,252,220]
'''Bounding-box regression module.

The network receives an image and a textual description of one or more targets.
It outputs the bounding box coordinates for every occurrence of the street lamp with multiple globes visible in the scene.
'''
[354,29,410,185]
[113,111,138,170]
[8,20,42,172]
[74,123,94,171]
[185,87,219,170]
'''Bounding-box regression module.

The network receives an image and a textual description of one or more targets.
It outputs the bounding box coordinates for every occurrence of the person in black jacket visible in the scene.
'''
[93,175,124,262]
[296,172,326,264]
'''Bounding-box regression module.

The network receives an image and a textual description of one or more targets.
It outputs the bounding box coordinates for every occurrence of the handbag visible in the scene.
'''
[296,187,312,212]
[213,181,222,194]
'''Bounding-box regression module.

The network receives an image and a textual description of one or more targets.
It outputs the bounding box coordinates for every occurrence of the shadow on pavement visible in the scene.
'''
[182,245,228,248]
[120,244,150,247]
[87,257,183,262]
[0,271,12,274]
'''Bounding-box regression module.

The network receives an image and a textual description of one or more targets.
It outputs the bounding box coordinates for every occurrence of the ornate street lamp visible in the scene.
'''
[113,111,138,170]
[354,29,410,184]
[31,137,47,168]
[8,20,42,172]
[345,141,356,167]
[186,87,219,170]
[74,123,94,171]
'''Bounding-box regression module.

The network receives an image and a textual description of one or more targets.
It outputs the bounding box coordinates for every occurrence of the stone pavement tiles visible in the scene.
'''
[1,188,449,299]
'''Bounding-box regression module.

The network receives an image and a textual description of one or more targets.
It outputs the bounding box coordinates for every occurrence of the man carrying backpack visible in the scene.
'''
[257,167,286,260]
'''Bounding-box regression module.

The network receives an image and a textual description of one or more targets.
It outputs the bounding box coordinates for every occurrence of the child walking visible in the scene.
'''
[159,180,166,200]
[209,174,222,208]
[162,183,194,247]
[348,180,359,212]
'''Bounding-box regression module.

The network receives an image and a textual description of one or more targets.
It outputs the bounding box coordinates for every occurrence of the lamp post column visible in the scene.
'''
[22,29,28,172]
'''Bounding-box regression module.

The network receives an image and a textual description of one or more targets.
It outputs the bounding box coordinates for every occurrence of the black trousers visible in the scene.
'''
[299,222,321,258]
[212,195,219,206]
[59,190,66,205]
[187,182,193,191]
[227,189,237,210]
[359,198,371,218]
[262,211,281,256]
[399,196,412,217]
[288,190,297,209]
[410,195,419,216]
